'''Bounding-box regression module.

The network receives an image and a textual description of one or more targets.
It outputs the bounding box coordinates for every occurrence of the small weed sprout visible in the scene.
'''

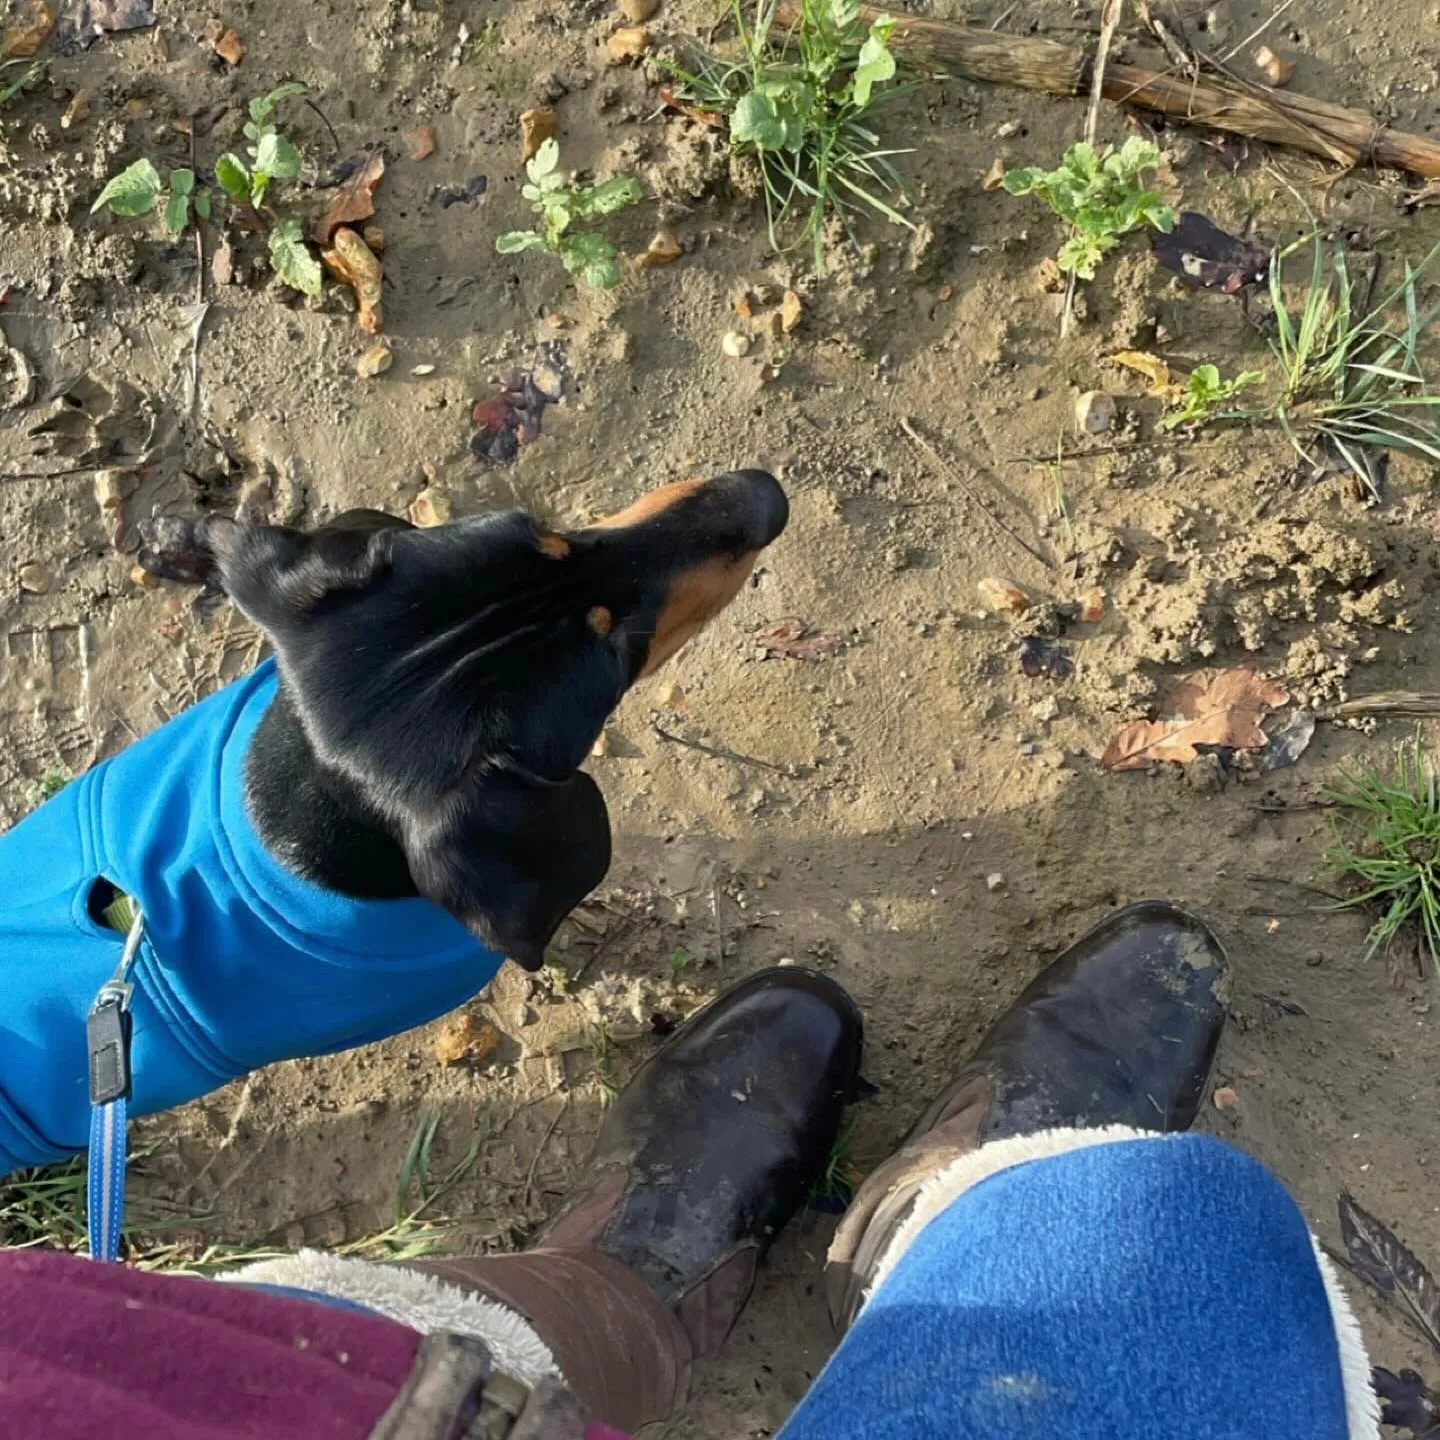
[94,83,320,295]
[1003,138,1174,280]
[670,946,691,973]
[1325,734,1440,976]
[496,138,643,289]
[668,0,911,272]
[1160,363,1264,431]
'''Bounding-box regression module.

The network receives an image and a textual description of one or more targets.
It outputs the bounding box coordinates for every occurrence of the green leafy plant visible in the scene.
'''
[1324,735,1440,977]
[91,158,210,235]
[496,137,643,289]
[215,82,307,210]
[670,946,691,972]
[1160,363,1264,430]
[668,0,911,272]
[267,217,322,295]
[1003,138,1174,280]
[1242,233,1440,498]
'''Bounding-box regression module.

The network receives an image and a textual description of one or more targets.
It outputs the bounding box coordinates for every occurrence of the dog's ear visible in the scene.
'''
[403,766,612,970]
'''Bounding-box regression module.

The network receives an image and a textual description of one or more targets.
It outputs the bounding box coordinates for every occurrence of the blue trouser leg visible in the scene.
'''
[780,1133,1375,1440]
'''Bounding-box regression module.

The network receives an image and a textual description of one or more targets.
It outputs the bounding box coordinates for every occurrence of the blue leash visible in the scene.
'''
[86,908,144,1262]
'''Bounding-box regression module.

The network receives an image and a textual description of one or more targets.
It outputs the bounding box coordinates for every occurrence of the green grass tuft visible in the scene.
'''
[1324,733,1440,976]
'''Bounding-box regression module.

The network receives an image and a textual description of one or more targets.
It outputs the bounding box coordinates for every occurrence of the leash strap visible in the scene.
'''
[86,907,144,1262]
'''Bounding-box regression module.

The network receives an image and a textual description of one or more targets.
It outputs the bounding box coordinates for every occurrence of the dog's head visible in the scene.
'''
[140,470,787,968]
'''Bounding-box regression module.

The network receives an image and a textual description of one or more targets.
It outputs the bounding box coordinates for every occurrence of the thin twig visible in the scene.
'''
[1256,799,1337,814]
[900,417,1055,571]
[1244,871,1346,901]
[1322,692,1440,720]
[189,117,204,306]
[303,96,342,156]
[650,721,797,776]
[523,1096,569,1212]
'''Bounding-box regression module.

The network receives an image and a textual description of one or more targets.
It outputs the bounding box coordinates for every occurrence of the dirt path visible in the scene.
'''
[4,0,1440,1428]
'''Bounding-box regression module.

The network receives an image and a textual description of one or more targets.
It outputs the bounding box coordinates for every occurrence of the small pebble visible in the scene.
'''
[1079,588,1105,623]
[986,872,1006,891]
[411,363,437,376]
[18,562,51,594]
[978,577,1029,615]
[1254,44,1294,85]
[520,107,558,162]
[721,330,752,358]
[363,225,385,252]
[356,343,393,378]
[60,89,90,130]
[1212,1085,1239,1112]
[620,0,660,19]
[94,469,137,510]
[405,124,437,160]
[213,27,244,64]
[995,119,1022,138]
[1075,390,1116,434]
[408,488,451,528]
[129,564,159,590]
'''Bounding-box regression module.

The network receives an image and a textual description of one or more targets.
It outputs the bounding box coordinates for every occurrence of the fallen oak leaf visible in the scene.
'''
[1101,667,1287,771]
[321,226,383,332]
[757,620,845,661]
[1339,1192,1440,1354]
[1107,349,1179,398]
[312,150,385,245]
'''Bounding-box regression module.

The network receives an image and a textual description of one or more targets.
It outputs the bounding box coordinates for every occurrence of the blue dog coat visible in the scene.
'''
[0,659,503,1177]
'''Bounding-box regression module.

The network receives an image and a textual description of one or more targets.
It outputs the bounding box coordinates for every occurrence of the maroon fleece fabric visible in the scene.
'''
[0,1250,632,1439]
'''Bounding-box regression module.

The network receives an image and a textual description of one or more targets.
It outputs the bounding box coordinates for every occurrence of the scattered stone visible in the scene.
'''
[620,0,659,18]
[356,343,393,379]
[659,681,685,708]
[1212,1084,1239,1111]
[1036,257,1065,293]
[1075,390,1116,434]
[408,488,451,527]
[404,124,436,160]
[1030,696,1059,722]
[1184,752,1227,793]
[982,155,1006,190]
[94,468,137,510]
[18,562,51,594]
[362,225,385,252]
[978,577,1029,615]
[636,230,683,268]
[995,119,1022,138]
[520,107,558,162]
[211,236,234,286]
[606,25,649,60]
[434,1012,502,1066]
[721,330,751,358]
[591,729,611,758]
[1254,44,1294,86]
[986,872,1006,891]
[128,563,159,590]
[213,26,244,64]
[1079,587,1104,623]
[411,363,437,376]
[60,89,90,130]
[780,289,803,333]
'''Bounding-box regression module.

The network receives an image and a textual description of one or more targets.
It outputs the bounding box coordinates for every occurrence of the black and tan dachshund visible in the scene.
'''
[0,470,787,1174]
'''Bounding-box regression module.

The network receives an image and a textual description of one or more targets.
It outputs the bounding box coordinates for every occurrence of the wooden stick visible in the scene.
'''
[774,4,1440,178]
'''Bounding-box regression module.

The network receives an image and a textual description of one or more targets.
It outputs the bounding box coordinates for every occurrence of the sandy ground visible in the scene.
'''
[5,0,1440,1429]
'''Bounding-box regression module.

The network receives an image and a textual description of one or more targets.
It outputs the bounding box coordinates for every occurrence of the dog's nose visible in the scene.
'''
[722,468,789,549]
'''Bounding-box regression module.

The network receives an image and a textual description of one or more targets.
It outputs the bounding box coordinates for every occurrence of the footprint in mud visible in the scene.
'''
[4,373,157,477]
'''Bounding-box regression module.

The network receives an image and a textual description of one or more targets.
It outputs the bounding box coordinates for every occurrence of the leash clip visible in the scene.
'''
[86,982,133,1107]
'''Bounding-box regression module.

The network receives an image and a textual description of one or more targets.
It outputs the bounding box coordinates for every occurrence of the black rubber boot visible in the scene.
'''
[826,900,1229,1329]
[408,965,864,1431]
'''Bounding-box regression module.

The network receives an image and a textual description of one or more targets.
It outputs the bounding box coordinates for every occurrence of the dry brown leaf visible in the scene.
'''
[435,1012,501,1066]
[981,155,1006,190]
[213,26,244,63]
[520,106,557,162]
[321,226,383,333]
[606,24,648,60]
[1108,349,1179,398]
[757,620,845,661]
[312,151,386,245]
[404,123,436,160]
[635,230,683,268]
[2,1,53,56]
[1102,667,1289,771]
